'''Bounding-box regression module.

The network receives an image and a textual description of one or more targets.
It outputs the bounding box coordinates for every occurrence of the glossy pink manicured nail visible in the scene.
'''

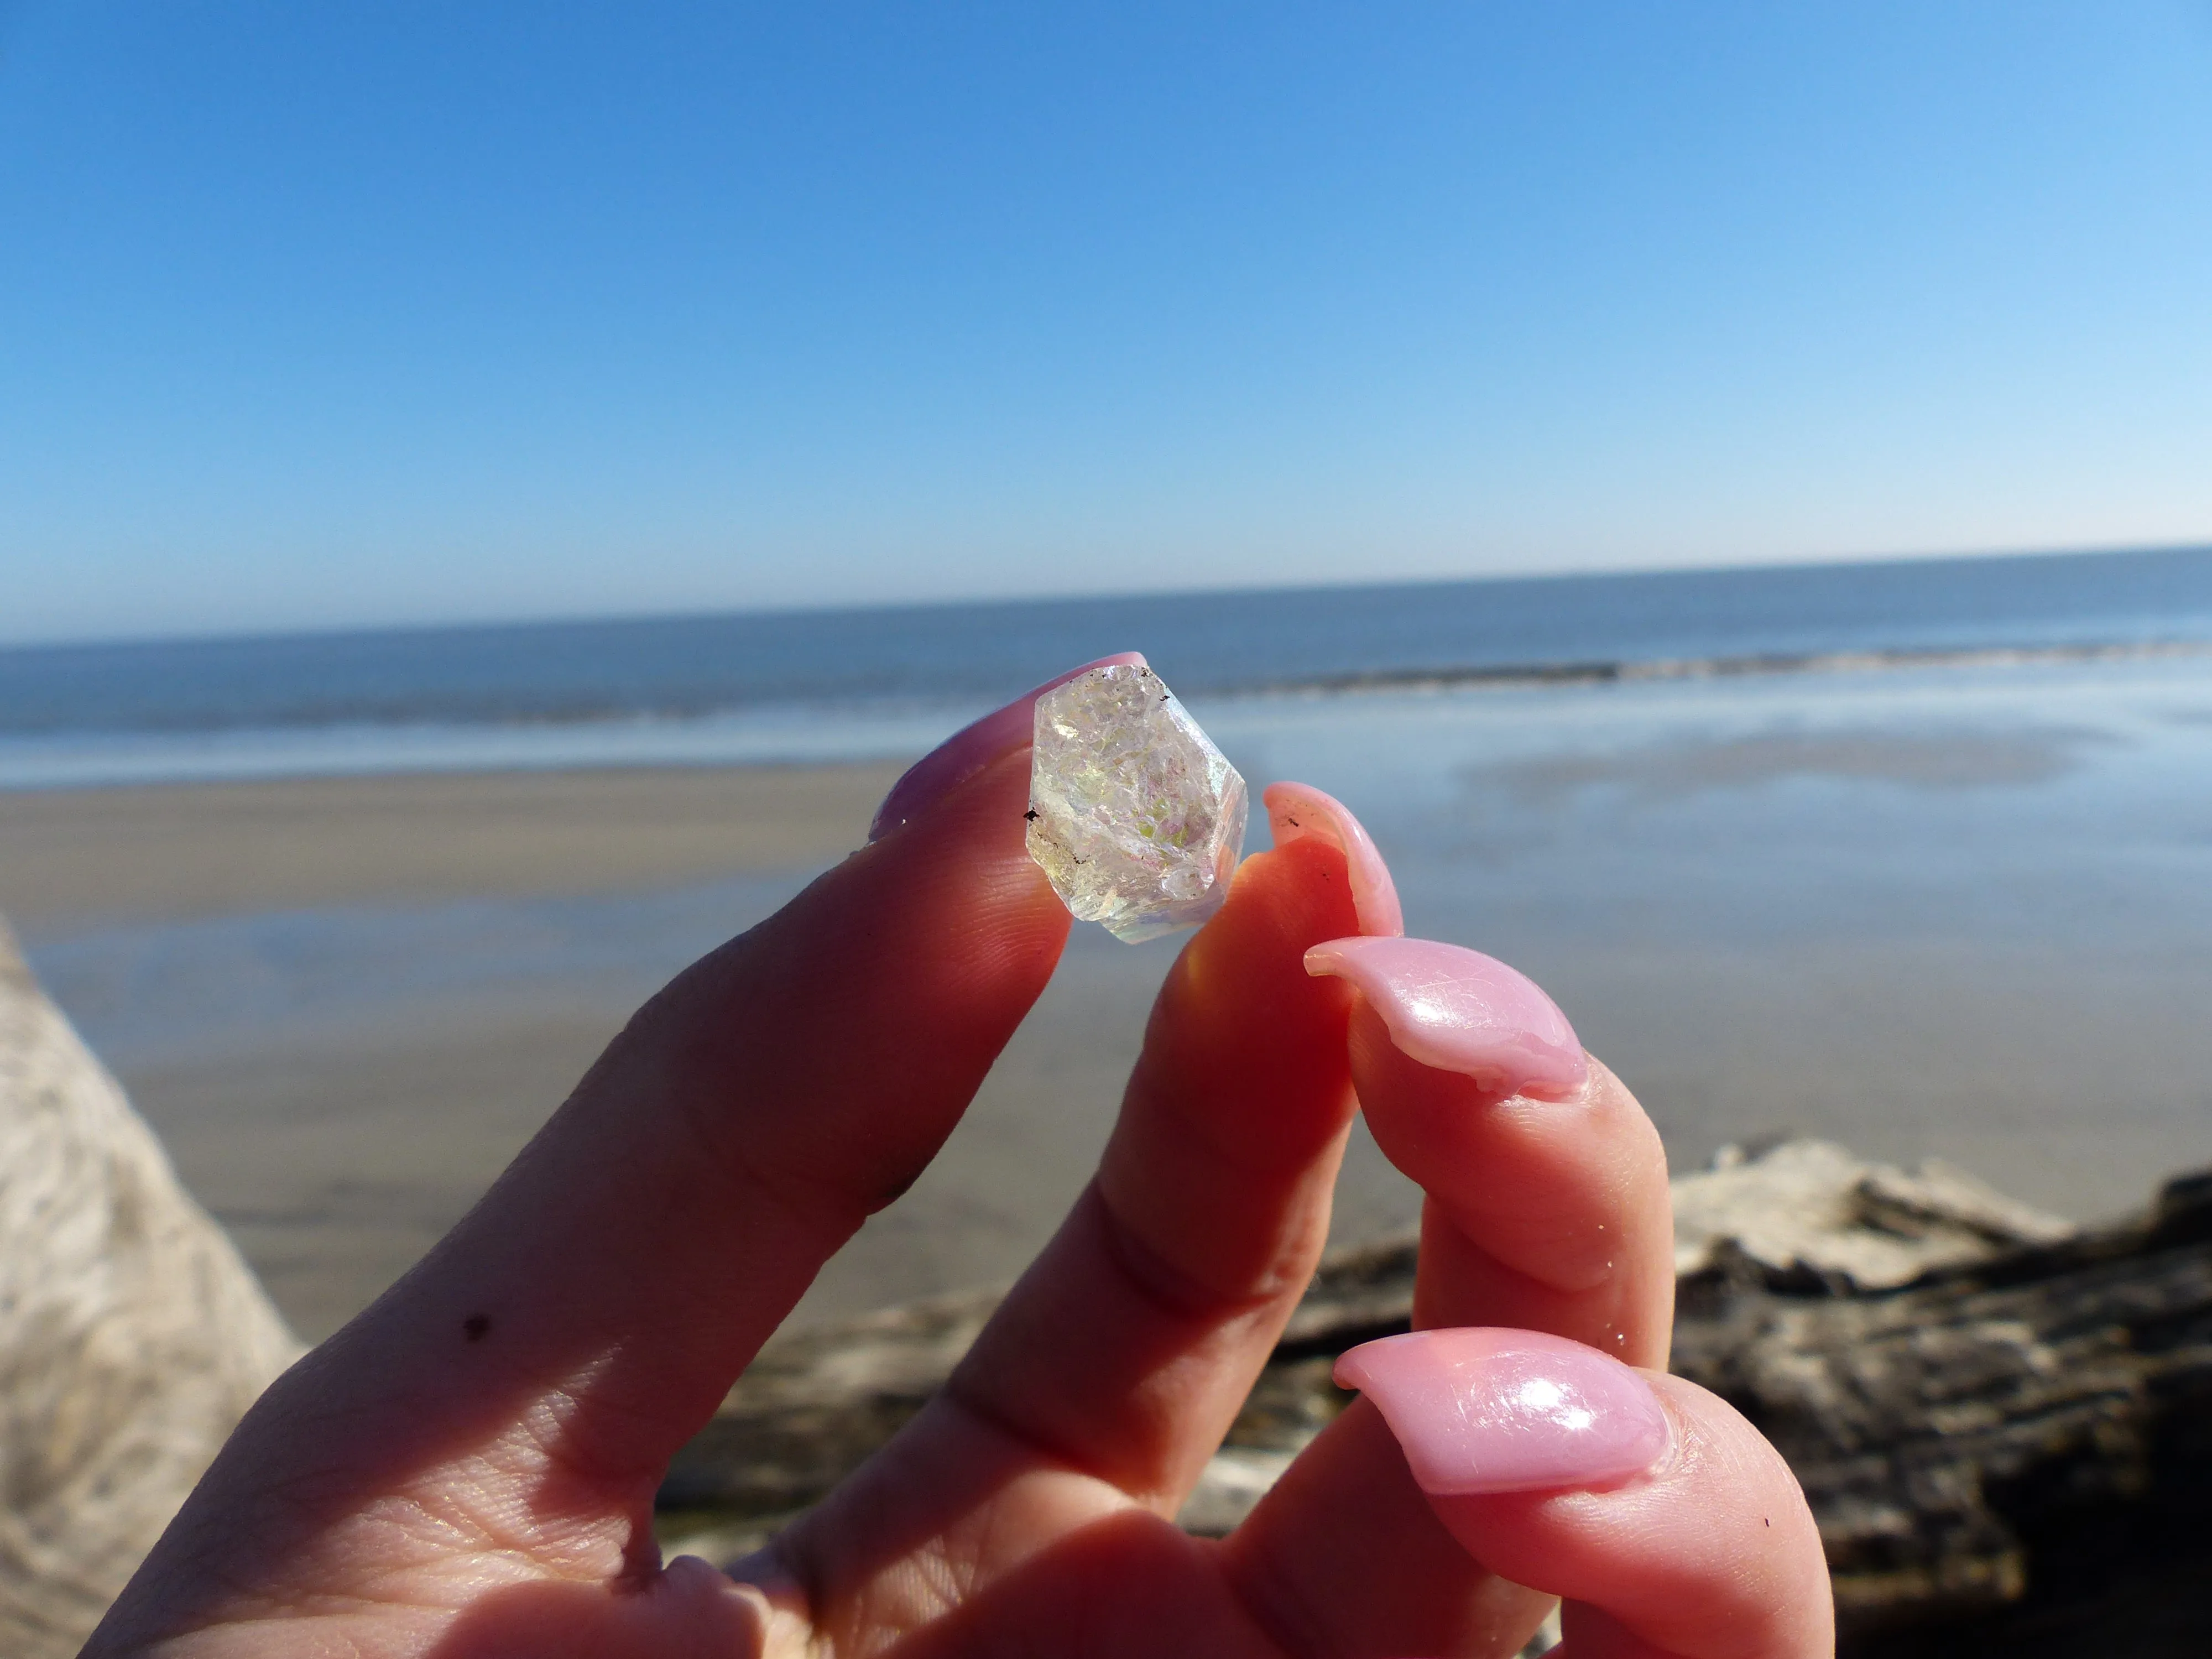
[1337,1328,1670,1495]
[868,653,1147,841]
[1262,782,1404,937]
[1303,936,1587,1099]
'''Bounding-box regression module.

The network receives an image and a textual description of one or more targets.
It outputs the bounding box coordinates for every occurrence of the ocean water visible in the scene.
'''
[4,544,2211,787]
[11,546,2212,1335]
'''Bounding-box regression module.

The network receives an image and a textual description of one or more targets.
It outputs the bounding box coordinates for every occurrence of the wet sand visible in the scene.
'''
[12,662,2212,1344]
[4,765,1408,1342]
[0,764,908,928]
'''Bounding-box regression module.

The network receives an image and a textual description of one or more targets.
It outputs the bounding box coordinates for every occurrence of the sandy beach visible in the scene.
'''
[11,661,2212,1345]
[0,764,908,928]
[2,764,1346,1341]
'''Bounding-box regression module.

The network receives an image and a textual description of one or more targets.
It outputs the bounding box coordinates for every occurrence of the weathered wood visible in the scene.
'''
[656,1230,1431,1526]
[1670,1136,2077,1289]
[1673,1169,2212,1655]
[0,922,302,1659]
[660,1142,2085,1528]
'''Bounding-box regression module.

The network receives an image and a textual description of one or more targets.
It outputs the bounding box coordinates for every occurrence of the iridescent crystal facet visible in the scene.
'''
[1026,663,1248,942]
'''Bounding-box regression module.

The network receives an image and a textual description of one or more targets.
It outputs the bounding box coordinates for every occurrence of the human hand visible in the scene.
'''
[87,657,1831,1658]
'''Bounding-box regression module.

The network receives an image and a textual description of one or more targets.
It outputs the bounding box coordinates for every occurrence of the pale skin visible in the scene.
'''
[86,743,1833,1659]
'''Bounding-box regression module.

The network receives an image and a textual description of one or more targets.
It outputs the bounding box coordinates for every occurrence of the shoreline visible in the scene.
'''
[1,759,1421,1344]
[11,691,2211,1345]
[7,637,2211,797]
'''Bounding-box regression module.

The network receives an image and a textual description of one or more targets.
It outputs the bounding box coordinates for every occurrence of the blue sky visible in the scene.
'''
[4,2,2210,644]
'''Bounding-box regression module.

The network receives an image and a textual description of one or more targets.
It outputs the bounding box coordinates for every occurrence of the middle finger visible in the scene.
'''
[1221,941,1673,1657]
[938,786,1401,1502]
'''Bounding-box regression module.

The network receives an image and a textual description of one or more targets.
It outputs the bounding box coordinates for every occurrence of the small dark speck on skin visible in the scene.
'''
[463,1314,492,1342]
[1024,809,1040,822]
[1763,1517,1771,1527]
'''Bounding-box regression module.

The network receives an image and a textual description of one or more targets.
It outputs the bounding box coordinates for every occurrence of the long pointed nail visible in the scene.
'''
[1303,936,1586,1100]
[1337,1328,1670,1495]
[1262,782,1404,937]
[869,653,1147,841]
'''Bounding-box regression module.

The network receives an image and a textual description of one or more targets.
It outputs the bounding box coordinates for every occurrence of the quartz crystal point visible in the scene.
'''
[1027,662,1248,942]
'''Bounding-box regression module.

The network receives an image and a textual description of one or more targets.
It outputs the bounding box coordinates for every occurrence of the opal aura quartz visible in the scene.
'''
[1026,662,1248,942]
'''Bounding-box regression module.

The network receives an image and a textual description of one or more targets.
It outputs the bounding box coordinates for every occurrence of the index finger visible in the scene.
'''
[88,658,1120,1651]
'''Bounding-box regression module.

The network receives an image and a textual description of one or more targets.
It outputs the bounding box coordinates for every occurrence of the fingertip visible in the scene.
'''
[1195,817,1370,975]
[1303,936,1585,1102]
[1335,1328,1672,1497]
[1423,1371,1836,1659]
[1260,781,1404,936]
[870,651,1149,841]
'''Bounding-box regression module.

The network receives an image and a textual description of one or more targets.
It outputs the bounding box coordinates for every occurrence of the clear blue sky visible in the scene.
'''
[4,2,2209,644]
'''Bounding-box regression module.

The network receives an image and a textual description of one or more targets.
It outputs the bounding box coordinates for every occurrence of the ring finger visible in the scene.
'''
[1223,939,1674,1656]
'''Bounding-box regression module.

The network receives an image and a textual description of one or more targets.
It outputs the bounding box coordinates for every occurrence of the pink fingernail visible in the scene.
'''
[1303,936,1587,1100]
[1336,1328,1670,1495]
[1261,782,1404,937]
[868,653,1147,841]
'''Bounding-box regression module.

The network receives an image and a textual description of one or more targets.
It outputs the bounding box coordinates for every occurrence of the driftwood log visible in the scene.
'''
[662,1142,2212,1656]
[1674,1169,2212,1656]
[0,922,302,1659]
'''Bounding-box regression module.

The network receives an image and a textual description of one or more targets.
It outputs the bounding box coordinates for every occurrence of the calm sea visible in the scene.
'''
[6,544,2212,787]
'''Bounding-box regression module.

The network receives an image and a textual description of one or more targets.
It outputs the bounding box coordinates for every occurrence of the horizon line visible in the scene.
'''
[8,537,2211,657]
